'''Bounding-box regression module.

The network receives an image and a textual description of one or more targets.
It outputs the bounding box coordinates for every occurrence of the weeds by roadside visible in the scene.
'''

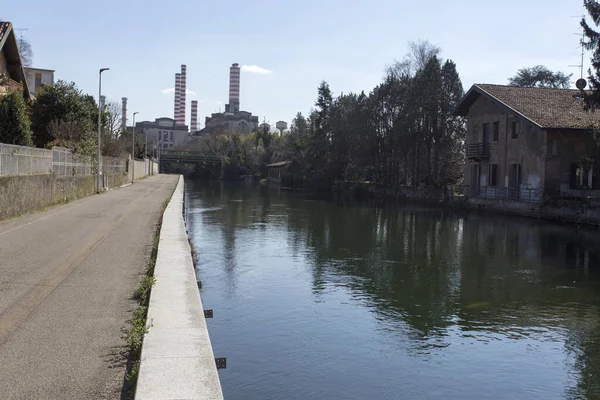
[121,198,170,399]
[133,276,156,305]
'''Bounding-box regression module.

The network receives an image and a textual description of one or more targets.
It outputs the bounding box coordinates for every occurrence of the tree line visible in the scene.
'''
[195,41,467,189]
[198,7,600,189]
[0,79,134,159]
[278,42,465,188]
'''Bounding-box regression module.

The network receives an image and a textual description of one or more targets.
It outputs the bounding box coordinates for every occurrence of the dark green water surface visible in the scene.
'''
[185,180,600,400]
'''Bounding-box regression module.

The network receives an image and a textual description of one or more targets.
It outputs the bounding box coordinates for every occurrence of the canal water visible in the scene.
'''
[185,180,600,400]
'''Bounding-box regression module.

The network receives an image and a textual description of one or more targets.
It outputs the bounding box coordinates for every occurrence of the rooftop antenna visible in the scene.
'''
[15,28,28,41]
[570,15,587,90]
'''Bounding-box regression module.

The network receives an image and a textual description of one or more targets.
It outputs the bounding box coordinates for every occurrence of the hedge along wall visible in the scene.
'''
[0,172,128,221]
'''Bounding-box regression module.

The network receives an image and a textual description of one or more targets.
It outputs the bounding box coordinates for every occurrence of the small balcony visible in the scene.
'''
[467,142,490,160]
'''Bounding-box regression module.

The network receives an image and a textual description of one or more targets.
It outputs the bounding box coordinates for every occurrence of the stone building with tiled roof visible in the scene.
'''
[455,84,600,201]
[0,21,30,98]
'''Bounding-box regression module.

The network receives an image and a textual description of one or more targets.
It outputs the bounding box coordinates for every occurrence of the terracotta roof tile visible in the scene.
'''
[0,22,10,47]
[475,84,600,130]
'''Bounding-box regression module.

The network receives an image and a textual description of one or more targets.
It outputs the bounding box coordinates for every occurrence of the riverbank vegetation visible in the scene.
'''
[121,198,168,398]
[194,41,467,189]
[0,78,132,158]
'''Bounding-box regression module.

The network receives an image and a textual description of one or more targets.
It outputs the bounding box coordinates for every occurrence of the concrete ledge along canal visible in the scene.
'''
[135,175,223,400]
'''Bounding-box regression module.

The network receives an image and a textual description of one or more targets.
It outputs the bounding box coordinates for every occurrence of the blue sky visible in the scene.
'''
[3,0,592,128]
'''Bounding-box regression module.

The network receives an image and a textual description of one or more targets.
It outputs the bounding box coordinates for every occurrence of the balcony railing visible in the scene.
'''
[468,186,542,203]
[467,142,490,159]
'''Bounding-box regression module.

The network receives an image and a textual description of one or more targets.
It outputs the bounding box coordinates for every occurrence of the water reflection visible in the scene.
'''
[186,180,600,400]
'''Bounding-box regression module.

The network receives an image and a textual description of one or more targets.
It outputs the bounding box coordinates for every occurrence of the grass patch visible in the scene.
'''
[121,197,171,399]
[123,306,152,380]
[133,276,156,305]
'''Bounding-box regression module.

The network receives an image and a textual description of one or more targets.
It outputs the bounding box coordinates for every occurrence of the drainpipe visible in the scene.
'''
[504,113,509,195]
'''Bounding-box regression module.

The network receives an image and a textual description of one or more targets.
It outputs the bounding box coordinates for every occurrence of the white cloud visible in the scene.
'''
[161,88,197,95]
[241,65,272,74]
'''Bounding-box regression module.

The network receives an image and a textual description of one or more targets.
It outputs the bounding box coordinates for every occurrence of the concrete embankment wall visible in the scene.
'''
[336,181,600,226]
[133,159,156,181]
[468,197,600,226]
[0,172,128,221]
[136,176,223,400]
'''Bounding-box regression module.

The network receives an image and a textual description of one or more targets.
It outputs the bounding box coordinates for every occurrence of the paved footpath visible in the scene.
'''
[0,174,179,400]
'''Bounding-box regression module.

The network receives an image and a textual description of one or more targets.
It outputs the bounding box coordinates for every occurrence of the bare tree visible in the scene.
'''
[106,100,122,137]
[17,37,33,67]
[48,119,89,142]
[386,40,441,79]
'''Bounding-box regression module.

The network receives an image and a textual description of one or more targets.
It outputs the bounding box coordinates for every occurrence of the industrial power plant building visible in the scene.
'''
[134,62,261,140]
[195,63,259,136]
[135,118,189,149]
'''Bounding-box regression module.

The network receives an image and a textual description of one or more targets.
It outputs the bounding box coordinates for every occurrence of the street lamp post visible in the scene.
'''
[153,145,157,175]
[97,68,110,194]
[132,111,139,184]
[144,128,149,175]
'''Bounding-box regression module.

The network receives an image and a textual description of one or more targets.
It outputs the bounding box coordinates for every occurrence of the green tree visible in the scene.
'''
[310,81,333,183]
[192,41,466,190]
[0,89,33,146]
[30,80,98,147]
[283,113,310,173]
[438,60,466,185]
[508,65,572,88]
[583,0,600,108]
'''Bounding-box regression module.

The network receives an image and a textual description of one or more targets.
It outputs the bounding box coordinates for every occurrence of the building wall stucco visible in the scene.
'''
[135,118,190,149]
[545,129,600,194]
[0,51,7,75]
[24,68,54,96]
[465,96,546,194]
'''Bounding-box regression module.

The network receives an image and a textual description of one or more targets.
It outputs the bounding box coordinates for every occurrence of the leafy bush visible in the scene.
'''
[0,89,33,146]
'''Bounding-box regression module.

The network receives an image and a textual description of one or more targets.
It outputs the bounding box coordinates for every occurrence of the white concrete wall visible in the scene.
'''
[24,69,54,96]
[136,176,223,400]
[129,159,157,182]
[133,159,147,180]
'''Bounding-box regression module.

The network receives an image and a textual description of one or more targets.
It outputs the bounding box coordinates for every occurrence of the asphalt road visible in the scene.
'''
[0,174,179,400]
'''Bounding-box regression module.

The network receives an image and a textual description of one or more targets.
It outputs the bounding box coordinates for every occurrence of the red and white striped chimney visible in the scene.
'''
[121,97,127,132]
[174,73,181,122]
[178,64,187,126]
[229,63,240,113]
[190,100,198,132]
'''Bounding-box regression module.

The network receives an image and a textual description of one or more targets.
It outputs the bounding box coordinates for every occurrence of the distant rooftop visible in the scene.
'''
[456,84,600,130]
[24,67,55,73]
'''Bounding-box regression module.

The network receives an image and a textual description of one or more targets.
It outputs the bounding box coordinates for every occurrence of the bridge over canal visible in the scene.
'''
[159,150,223,174]
[160,150,223,164]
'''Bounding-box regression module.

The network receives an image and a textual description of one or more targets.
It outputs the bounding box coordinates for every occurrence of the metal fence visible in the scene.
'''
[102,156,127,174]
[0,143,53,176]
[467,185,542,203]
[52,147,93,176]
[0,143,128,177]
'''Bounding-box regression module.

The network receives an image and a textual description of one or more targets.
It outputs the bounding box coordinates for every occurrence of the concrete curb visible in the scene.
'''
[135,175,223,399]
